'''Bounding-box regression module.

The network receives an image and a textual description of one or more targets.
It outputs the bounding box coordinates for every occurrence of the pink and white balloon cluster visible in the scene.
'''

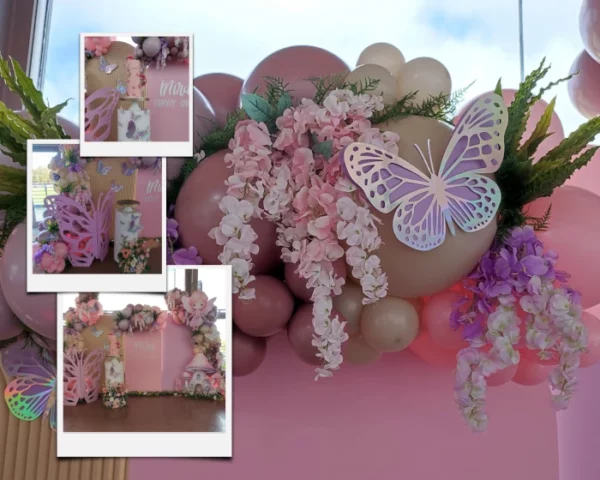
[33,213,68,274]
[74,293,103,327]
[111,304,166,334]
[131,36,189,69]
[568,0,600,119]
[84,36,115,58]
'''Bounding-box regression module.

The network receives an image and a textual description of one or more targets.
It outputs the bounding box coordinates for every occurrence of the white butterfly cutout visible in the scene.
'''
[342,93,508,252]
[110,180,124,193]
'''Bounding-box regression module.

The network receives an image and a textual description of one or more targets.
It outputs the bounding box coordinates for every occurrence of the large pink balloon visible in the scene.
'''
[580,0,600,63]
[455,89,564,160]
[232,327,267,376]
[512,358,551,386]
[193,87,217,151]
[15,110,79,139]
[174,150,280,272]
[568,50,600,119]
[0,224,56,339]
[422,291,467,350]
[409,327,457,369]
[288,303,322,365]
[487,363,518,387]
[580,311,600,368]
[166,157,186,180]
[526,186,600,309]
[241,46,349,104]
[566,144,600,195]
[194,73,243,127]
[284,259,347,303]
[0,282,24,340]
[233,275,294,337]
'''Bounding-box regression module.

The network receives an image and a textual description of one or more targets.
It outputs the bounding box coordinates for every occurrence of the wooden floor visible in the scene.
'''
[64,397,225,432]
[62,244,162,274]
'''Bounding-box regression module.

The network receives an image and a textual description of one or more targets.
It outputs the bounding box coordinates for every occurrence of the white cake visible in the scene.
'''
[117,102,150,142]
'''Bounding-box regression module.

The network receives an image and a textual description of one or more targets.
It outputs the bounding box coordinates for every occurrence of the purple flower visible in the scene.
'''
[167,218,179,241]
[50,172,60,182]
[168,204,176,216]
[68,163,82,173]
[33,244,55,264]
[520,255,549,276]
[462,317,485,341]
[172,247,202,265]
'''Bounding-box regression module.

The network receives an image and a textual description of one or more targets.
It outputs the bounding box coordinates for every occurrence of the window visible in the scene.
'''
[37,0,587,138]
[30,145,57,233]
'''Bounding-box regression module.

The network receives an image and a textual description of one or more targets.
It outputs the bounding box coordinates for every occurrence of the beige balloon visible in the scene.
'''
[357,43,406,77]
[350,115,497,298]
[396,57,452,104]
[332,282,364,336]
[346,64,397,105]
[343,335,382,365]
[360,296,419,352]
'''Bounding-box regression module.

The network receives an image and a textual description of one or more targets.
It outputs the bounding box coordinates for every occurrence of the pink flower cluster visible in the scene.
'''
[33,240,68,273]
[210,89,398,378]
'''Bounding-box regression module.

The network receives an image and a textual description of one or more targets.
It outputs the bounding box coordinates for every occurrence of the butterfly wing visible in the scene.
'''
[5,376,55,421]
[97,160,112,175]
[126,120,136,139]
[94,190,114,260]
[110,180,124,192]
[342,143,430,214]
[44,195,96,267]
[84,87,120,142]
[81,349,105,403]
[438,93,507,234]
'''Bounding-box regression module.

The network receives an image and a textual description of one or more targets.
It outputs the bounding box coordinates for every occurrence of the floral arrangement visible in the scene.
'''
[167,214,202,265]
[32,239,68,274]
[111,304,165,334]
[130,36,189,69]
[128,390,223,402]
[117,238,151,274]
[75,292,103,327]
[47,144,92,209]
[64,329,85,352]
[101,384,127,409]
[452,225,586,431]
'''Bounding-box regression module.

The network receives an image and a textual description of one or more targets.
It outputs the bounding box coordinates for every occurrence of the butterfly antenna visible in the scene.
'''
[426,139,436,175]
[413,143,434,176]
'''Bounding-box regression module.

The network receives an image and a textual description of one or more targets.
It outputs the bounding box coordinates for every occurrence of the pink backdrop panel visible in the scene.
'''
[146,63,190,141]
[124,331,163,392]
[161,319,193,390]
[135,167,162,238]
[130,332,558,480]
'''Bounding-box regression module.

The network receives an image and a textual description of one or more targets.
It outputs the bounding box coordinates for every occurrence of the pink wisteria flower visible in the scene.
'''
[214,88,399,378]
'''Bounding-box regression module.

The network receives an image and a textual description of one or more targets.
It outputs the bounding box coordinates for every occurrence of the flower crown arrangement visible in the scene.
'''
[47,144,92,209]
[33,214,68,274]
[117,238,151,274]
[111,304,165,334]
[101,384,127,409]
[130,36,189,69]
[166,42,600,432]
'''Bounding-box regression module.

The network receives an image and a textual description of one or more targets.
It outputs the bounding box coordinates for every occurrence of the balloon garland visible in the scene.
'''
[130,36,190,69]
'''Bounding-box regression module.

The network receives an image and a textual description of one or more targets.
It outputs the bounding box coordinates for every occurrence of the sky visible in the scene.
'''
[42,0,587,138]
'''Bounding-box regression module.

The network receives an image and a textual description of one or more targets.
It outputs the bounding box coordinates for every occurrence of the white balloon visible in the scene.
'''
[346,64,398,105]
[357,42,406,77]
[396,57,452,104]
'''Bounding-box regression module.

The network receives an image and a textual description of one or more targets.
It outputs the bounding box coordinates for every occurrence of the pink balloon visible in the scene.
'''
[487,363,518,387]
[232,327,267,376]
[580,311,600,367]
[526,186,600,309]
[455,89,564,161]
[568,50,600,119]
[0,281,24,340]
[284,259,347,303]
[288,303,344,365]
[194,73,243,127]
[233,275,294,337]
[566,144,600,195]
[512,358,551,386]
[422,291,467,350]
[580,0,600,63]
[0,224,56,339]
[174,150,280,273]
[241,46,349,105]
[31,333,56,351]
[166,157,186,180]
[409,327,458,368]
[192,87,217,151]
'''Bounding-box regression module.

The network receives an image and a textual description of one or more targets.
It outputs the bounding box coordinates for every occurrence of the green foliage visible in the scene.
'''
[0,55,72,253]
[495,59,600,236]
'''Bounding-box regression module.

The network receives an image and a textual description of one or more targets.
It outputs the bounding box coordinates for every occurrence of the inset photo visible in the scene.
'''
[57,265,232,458]
[80,34,193,157]
[26,139,167,292]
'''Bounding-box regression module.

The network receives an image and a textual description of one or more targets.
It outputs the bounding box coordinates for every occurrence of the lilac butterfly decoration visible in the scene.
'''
[110,180,124,193]
[342,93,508,252]
[126,120,136,139]
[97,160,112,175]
[63,349,104,406]
[99,55,117,74]
[122,162,136,176]
[2,341,56,430]
[116,79,127,95]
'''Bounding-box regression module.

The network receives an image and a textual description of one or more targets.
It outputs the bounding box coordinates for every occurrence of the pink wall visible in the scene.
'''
[124,331,163,392]
[161,319,194,390]
[146,63,189,142]
[130,332,558,480]
[135,167,162,238]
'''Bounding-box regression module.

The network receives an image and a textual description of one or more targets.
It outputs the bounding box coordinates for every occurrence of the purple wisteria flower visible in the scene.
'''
[172,247,202,265]
[167,218,179,241]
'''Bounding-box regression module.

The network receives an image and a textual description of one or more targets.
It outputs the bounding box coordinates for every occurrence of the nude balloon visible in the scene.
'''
[356,42,406,77]
[232,328,267,376]
[526,186,600,309]
[194,73,243,127]
[332,282,364,336]
[568,50,600,119]
[192,87,217,151]
[353,116,496,297]
[346,64,397,105]
[423,291,467,350]
[241,46,349,105]
[343,335,382,365]
[0,224,56,339]
[284,259,347,303]
[396,57,451,105]
[580,0,600,63]
[360,296,419,352]
[174,150,280,272]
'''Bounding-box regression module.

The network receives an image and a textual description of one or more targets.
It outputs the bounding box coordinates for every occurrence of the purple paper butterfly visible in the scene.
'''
[126,120,136,139]
[99,55,117,74]
[110,180,124,192]
[97,160,112,175]
[342,93,508,252]
[116,79,127,95]
[122,162,136,176]
[63,349,104,406]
